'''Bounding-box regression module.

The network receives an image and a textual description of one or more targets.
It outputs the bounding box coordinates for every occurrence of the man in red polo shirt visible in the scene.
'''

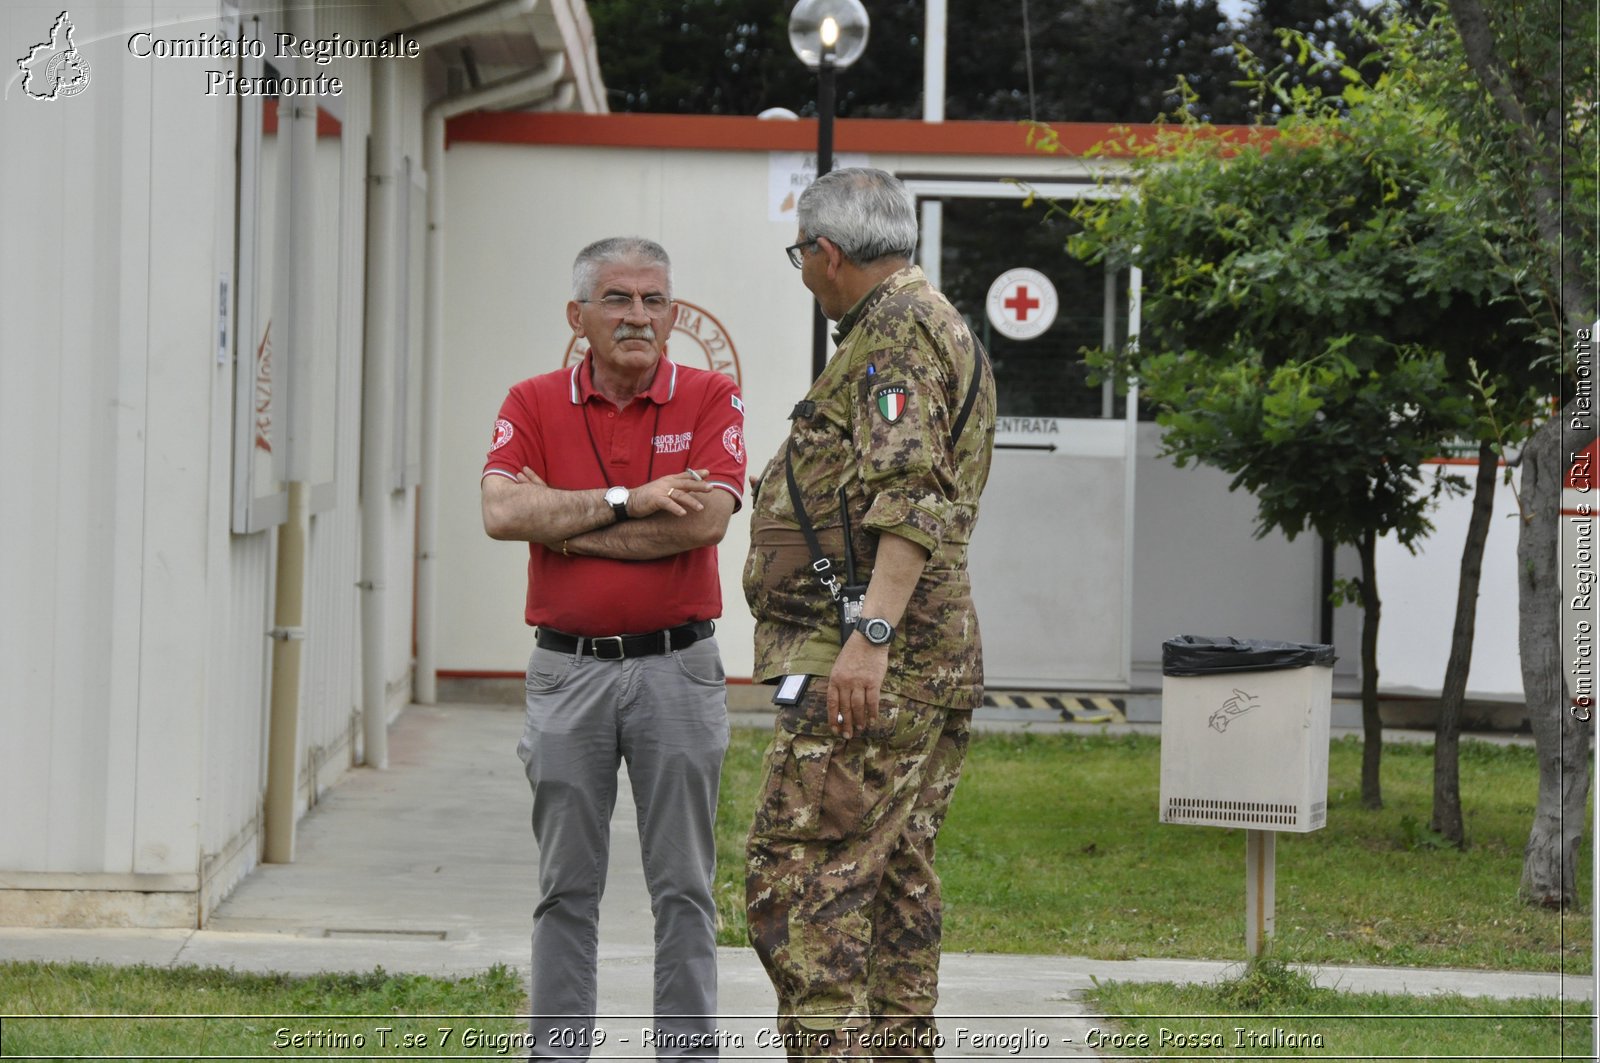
[481,236,745,1061]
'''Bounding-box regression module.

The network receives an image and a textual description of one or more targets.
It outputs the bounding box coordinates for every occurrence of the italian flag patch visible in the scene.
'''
[875,385,908,423]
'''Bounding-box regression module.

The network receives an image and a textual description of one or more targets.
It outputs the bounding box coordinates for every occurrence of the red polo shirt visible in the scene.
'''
[484,355,746,635]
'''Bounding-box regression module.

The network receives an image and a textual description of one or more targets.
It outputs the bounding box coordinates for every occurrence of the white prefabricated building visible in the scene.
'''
[1,0,605,927]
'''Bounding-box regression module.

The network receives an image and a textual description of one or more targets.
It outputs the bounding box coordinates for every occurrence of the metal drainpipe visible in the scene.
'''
[416,56,566,704]
[264,1,318,862]
[919,0,945,282]
[360,55,400,771]
[361,0,549,745]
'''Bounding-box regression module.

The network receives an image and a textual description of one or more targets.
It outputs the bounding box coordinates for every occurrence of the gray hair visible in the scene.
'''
[571,236,673,300]
[795,168,918,266]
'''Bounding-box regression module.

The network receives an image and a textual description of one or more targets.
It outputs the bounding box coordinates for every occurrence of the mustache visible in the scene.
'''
[613,324,655,342]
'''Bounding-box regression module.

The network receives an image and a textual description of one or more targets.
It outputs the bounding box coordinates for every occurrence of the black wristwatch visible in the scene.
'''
[855,617,895,646]
[604,485,631,521]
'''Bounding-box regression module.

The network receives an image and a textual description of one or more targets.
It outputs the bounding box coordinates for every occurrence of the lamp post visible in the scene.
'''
[788,0,869,379]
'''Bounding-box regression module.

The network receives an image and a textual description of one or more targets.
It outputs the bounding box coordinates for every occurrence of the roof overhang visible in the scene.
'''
[390,0,606,112]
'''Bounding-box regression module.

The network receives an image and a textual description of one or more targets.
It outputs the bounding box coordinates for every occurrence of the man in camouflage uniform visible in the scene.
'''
[743,168,996,1061]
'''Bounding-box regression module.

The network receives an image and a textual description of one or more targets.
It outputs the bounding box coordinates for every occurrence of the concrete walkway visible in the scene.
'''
[1,701,1589,1059]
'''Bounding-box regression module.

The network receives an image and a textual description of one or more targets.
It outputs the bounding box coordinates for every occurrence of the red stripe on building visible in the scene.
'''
[445,111,1268,158]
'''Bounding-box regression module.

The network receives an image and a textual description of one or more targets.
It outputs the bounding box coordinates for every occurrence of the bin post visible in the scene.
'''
[1245,828,1275,957]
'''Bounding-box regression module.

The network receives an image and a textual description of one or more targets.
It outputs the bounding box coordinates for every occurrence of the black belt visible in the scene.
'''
[535,620,714,660]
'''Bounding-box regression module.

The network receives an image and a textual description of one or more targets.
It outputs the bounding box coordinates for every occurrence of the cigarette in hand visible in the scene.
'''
[686,468,704,482]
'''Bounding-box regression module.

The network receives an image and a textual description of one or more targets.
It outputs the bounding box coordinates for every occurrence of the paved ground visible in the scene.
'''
[1,699,1589,1059]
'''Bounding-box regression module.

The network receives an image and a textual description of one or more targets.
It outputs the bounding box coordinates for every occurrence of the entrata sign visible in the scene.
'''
[985,268,1058,341]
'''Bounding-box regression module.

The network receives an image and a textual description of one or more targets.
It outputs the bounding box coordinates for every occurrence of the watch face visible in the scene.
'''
[605,486,628,505]
[861,618,893,644]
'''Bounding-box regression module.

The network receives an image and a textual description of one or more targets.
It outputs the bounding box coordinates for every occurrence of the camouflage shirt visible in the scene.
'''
[743,266,996,708]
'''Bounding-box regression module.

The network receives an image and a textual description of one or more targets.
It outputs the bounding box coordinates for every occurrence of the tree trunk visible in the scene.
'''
[1518,416,1592,907]
[1441,0,1597,905]
[1431,441,1500,847]
[1358,528,1383,809]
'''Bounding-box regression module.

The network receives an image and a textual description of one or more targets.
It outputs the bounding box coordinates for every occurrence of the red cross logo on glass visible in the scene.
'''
[985,268,1059,340]
[1004,285,1041,322]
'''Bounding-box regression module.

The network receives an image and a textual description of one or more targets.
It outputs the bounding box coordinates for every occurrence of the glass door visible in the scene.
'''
[911,179,1139,688]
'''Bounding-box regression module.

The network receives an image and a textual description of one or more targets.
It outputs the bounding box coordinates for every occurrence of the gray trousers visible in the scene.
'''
[516,637,730,1061]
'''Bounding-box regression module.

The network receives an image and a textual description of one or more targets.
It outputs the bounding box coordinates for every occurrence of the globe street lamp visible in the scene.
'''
[788,0,869,378]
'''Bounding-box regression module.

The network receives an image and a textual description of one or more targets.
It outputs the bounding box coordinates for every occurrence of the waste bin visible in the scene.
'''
[1158,635,1337,833]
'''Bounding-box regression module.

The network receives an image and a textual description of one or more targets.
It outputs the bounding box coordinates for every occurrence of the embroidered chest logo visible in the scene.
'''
[490,418,514,451]
[875,385,909,424]
[654,431,693,454]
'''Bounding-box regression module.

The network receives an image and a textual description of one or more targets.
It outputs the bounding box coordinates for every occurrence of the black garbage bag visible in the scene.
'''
[1161,635,1336,677]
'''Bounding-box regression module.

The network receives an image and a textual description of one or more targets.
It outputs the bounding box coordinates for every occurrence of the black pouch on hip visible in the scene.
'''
[836,583,867,645]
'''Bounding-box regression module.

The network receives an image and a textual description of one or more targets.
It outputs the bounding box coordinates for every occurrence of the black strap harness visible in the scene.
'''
[785,350,986,608]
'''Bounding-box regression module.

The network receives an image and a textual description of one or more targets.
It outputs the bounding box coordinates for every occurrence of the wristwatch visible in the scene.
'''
[604,485,631,521]
[855,617,895,646]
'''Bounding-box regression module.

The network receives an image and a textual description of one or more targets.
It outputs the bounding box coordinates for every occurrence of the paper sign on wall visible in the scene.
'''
[769,151,871,222]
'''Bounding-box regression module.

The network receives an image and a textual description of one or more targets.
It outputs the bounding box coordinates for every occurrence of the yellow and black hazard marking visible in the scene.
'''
[981,691,1127,724]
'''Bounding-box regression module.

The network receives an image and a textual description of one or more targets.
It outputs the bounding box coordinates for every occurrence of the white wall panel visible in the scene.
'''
[971,447,1130,686]
[373,50,428,721]
[0,45,74,870]
[303,508,360,794]
[386,489,418,712]
[1377,466,1523,700]
[1,4,147,877]
[1131,424,1327,670]
[2,0,413,922]
[203,535,273,898]
[126,39,211,880]
[291,9,374,799]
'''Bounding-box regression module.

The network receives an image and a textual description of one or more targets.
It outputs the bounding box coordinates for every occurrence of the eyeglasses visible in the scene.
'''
[785,239,821,269]
[581,292,674,316]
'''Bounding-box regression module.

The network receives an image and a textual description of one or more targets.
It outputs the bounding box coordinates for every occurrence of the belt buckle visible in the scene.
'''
[591,635,626,661]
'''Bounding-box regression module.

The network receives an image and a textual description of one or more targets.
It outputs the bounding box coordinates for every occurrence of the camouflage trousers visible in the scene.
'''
[745,686,972,1063]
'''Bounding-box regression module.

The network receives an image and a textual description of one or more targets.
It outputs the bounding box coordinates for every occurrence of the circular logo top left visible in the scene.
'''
[18,13,92,101]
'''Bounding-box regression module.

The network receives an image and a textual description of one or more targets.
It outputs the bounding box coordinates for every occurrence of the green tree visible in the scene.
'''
[1058,18,1554,809]
[1436,0,1598,906]
[1236,0,1390,108]
[938,0,1242,122]
[1334,10,1559,847]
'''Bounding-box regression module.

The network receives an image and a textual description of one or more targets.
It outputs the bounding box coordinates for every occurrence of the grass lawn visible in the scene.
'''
[0,963,529,1057]
[715,726,1592,973]
[2,958,1588,1060]
[1088,959,1592,1060]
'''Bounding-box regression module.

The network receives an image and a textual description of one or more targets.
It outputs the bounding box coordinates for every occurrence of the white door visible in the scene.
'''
[912,180,1139,689]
